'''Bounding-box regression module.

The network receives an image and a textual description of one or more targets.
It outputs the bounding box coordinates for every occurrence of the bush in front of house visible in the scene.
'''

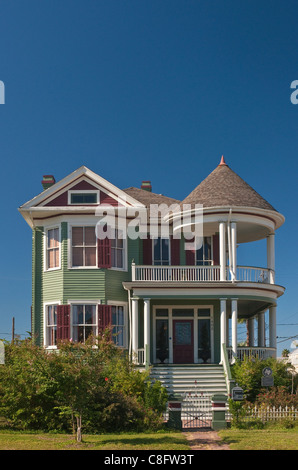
[0,336,168,437]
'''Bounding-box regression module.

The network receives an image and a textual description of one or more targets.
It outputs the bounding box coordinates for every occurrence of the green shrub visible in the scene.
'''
[0,337,168,436]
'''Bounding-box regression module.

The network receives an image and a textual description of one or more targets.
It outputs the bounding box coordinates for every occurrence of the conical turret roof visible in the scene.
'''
[182,157,277,212]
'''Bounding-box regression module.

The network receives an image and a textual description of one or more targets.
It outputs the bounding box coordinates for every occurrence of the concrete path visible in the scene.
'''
[183,430,230,450]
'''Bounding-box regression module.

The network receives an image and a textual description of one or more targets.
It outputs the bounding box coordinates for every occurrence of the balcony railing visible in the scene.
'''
[226,347,276,362]
[132,264,273,284]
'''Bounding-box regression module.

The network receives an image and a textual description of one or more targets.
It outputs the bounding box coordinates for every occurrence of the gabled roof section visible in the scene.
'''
[19,166,145,210]
[182,158,277,212]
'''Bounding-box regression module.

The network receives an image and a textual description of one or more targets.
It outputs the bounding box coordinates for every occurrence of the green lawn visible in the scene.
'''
[0,430,190,451]
[219,427,298,451]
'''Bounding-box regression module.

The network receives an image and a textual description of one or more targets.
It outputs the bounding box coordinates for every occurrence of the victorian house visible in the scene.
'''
[19,157,285,395]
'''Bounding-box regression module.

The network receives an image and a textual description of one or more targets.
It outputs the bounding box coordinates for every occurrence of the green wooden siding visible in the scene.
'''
[32,227,44,347]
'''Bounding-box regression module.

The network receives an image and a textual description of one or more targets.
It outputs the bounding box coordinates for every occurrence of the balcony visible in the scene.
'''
[131,263,273,284]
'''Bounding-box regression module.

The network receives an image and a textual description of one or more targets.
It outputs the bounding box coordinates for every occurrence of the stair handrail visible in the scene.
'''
[221,343,236,397]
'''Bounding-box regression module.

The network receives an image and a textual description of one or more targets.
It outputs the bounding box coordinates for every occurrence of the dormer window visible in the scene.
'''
[68,190,99,205]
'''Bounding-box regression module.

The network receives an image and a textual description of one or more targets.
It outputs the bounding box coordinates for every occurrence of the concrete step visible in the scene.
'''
[150,364,228,396]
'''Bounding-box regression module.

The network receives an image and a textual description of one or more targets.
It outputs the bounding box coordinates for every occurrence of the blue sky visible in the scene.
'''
[0,0,297,355]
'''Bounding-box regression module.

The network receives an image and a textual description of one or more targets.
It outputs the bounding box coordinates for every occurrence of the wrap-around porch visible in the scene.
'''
[130,296,277,367]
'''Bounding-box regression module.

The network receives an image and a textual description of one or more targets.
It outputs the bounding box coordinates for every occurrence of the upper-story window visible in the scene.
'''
[196,236,212,265]
[153,237,170,265]
[71,226,97,267]
[46,227,60,270]
[111,229,125,269]
[68,190,99,205]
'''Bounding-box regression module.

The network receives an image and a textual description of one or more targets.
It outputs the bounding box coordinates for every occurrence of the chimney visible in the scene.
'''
[141,180,152,192]
[42,175,56,191]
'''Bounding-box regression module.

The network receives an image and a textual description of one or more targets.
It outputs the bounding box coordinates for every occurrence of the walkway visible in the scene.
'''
[183,430,230,450]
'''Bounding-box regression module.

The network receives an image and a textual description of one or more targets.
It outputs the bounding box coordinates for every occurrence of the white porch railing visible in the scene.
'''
[234,266,272,284]
[132,264,272,283]
[226,347,276,362]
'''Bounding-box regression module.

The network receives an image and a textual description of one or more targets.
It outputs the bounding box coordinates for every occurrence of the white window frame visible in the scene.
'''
[44,301,61,348]
[68,189,100,205]
[107,301,128,348]
[44,225,61,271]
[68,300,101,343]
[69,224,98,269]
[111,229,127,271]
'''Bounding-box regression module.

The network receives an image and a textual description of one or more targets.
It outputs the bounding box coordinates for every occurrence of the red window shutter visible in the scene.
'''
[98,305,112,332]
[98,237,111,268]
[170,236,180,265]
[57,305,70,341]
[213,233,219,265]
[185,238,195,265]
[143,237,152,265]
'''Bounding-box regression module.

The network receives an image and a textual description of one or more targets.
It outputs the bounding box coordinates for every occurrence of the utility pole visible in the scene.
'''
[11,317,15,343]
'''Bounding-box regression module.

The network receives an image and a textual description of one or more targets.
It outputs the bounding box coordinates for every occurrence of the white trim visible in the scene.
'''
[43,301,61,348]
[19,166,145,210]
[68,189,100,205]
[153,304,214,364]
[67,299,102,340]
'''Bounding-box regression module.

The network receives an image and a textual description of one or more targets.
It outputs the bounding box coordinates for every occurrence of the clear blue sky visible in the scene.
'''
[0,0,297,355]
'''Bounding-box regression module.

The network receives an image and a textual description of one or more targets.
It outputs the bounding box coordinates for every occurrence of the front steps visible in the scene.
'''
[150,364,228,397]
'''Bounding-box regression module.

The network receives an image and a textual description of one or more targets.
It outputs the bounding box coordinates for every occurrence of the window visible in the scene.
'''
[71,226,97,267]
[69,190,99,205]
[111,305,126,347]
[153,238,170,265]
[72,304,97,342]
[196,237,212,266]
[46,228,59,269]
[46,304,58,346]
[111,229,124,269]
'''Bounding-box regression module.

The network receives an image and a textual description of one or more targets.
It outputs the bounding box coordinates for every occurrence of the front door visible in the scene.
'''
[173,320,194,364]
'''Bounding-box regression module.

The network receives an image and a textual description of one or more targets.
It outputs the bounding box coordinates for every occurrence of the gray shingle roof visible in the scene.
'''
[181,159,277,212]
[123,187,180,207]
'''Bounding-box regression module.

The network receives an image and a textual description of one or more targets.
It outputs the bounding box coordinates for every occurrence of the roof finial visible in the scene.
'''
[219,155,227,166]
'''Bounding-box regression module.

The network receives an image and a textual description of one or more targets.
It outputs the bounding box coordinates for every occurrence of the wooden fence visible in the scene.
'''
[242,405,297,423]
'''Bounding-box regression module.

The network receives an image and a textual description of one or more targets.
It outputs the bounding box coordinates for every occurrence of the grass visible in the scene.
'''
[0,425,297,450]
[0,430,190,451]
[219,426,298,450]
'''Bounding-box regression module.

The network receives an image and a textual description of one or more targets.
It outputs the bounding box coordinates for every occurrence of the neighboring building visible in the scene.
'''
[19,157,285,392]
[288,349,298,373]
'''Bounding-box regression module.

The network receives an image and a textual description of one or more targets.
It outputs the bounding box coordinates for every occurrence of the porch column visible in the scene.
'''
[248,317,255,347]
[267,233,275,284]
[131,298,139,363]
[219,222,226,281]
[231,298,238,362]
[269,305,277,355]
[258,310,266,348]
[231,222,237,283]
[220,298,227,363]
[144,299,150,367]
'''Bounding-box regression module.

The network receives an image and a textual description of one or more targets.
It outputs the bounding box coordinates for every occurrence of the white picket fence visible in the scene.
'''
[243,405,298,423]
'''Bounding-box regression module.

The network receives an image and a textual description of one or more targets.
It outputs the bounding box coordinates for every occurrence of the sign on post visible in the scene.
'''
[261,367,274,387]
[232,386,244,401]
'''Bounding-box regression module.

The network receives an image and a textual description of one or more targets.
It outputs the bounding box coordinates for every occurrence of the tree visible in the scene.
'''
[231,356,292,402]
[0,334,168,439]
